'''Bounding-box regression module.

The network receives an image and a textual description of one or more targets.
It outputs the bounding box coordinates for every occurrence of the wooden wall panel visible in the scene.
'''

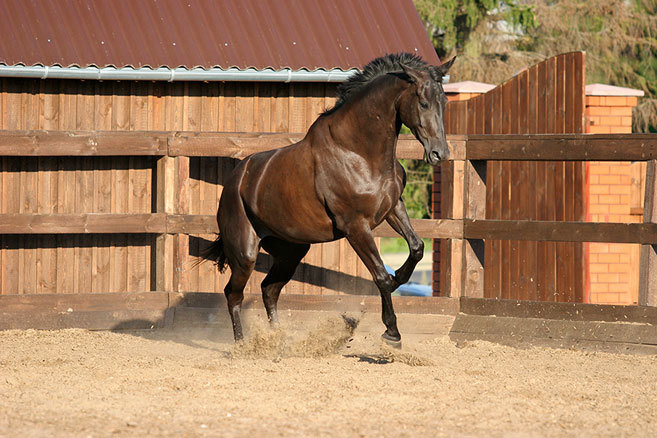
[442,52,587,302]
[0,78,380,297]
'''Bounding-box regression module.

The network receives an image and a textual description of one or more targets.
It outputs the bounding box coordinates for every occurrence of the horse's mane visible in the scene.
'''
[322,52,432,116]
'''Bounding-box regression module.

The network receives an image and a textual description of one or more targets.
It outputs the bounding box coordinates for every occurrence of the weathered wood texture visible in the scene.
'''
[1,79,380,295]
[2,71,656,306]
[638,160,657,306]
[439,51,587,302]
[0,292,460,331]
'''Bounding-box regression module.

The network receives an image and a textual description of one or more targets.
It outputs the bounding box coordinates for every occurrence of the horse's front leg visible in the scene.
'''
[344,218,401,346]
[385,198,424,285]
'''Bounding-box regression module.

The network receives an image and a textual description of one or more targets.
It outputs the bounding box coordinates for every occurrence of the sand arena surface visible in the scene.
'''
[2,313,657,437]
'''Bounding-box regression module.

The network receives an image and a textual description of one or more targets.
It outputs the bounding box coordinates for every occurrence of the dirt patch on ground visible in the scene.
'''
[2,313,657,437]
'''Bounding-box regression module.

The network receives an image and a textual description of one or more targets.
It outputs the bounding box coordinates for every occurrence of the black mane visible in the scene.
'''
[323,53,432,116]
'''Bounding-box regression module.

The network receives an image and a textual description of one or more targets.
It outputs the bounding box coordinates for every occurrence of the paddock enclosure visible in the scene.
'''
[4,2,657,436]
[1,53,657,342]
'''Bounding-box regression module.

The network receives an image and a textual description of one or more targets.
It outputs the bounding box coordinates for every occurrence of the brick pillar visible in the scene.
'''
[585,86,644,304]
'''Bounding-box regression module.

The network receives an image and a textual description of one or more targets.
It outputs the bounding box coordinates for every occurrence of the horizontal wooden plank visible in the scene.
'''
[460,297,657,324]
[0,292,457,331]
[0,292,171,331]
[170,292,460,315]
[166,214,464,239]
[0,309,170,330]
[0,130,167,156]
[168,132,428,160]
[168,132,305,158]
[0,213,166,233]
[168,132,467,161]
[3,214,656,245]
[464,219,657,244]
[467,134,657,161]
[0,131,656,162]
[166,214,218,234]
[0,292,170,312]
[450,314,657,354]
[372,218,463,239]
[396,136,424,160]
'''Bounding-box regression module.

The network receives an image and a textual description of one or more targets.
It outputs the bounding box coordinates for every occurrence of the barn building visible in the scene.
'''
[0,0,440,297]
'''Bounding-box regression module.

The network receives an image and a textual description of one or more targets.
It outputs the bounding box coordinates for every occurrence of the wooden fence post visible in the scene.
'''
[153,155,176,292]
[639,160,657,306]
[462,160,486,297]
[172,156,191,292]
[440,139,466,297]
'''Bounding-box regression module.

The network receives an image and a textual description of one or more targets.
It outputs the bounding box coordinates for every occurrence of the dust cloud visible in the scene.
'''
[230,313,360,360]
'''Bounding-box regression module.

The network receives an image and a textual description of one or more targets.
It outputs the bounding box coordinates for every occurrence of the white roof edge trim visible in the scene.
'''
[0,65,360,83]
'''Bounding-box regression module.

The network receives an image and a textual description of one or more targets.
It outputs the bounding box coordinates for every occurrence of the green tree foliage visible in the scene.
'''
[399,158,433,219]
[521,0,657,133]
[414,0,537,58]
[398,124,434,220]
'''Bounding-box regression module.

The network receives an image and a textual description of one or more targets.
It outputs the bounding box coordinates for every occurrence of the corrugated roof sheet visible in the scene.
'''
[0,0,440,71]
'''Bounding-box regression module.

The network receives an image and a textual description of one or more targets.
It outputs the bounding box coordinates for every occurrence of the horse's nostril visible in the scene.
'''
[430,151,440,161]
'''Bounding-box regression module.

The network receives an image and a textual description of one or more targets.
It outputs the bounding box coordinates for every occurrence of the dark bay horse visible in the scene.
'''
[208,53,455,345]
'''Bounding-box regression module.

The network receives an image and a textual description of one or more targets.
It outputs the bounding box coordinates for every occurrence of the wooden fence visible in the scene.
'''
[0,130,655,308]
[0,130,429,296]
[438,133,657,307]
[0,77,389,296]
[440,51,587,301]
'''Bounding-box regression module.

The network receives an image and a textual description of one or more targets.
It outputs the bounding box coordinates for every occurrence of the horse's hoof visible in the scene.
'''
[381,333,402,349]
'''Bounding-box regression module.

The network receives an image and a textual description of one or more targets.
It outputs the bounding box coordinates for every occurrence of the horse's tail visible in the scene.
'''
[200,234,228,273]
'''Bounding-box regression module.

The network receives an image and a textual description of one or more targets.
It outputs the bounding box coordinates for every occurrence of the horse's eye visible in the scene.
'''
[420,101,429,110]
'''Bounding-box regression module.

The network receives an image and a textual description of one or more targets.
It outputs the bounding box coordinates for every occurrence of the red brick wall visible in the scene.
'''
[585,96,637,134]
[585,95,643,304]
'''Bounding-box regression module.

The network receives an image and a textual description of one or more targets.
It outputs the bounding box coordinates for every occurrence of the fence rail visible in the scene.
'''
[0,130,655,304]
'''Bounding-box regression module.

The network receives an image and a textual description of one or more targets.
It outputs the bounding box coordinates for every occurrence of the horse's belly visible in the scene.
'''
[241,149,336,244]
[252,202,337,244]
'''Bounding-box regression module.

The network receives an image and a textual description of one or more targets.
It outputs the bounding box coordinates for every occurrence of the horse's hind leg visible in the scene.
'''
[260,238,310,325]
[224,255,256,341]
[218,183,260,341]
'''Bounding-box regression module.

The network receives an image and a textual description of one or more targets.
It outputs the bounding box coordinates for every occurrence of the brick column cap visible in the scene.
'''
[444,80,496,94]
[586,83,645,97]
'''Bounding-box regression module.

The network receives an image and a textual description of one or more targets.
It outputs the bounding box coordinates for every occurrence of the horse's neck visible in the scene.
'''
[329,77,406,161]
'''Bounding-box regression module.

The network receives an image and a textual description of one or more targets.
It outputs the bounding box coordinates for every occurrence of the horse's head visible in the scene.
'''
[398,57,455,166]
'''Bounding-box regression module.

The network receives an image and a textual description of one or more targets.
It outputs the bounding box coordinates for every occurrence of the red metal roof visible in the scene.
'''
[0,0,439,71]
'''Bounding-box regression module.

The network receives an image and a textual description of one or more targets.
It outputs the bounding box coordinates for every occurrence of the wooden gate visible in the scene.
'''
[438,51,587,301]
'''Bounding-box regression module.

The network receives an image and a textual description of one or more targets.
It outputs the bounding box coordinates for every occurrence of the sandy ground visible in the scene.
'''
[2,313,657,438]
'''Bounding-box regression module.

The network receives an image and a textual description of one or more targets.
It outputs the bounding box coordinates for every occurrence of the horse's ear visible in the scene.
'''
[400,64,423,84]
[435,56,456,77]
